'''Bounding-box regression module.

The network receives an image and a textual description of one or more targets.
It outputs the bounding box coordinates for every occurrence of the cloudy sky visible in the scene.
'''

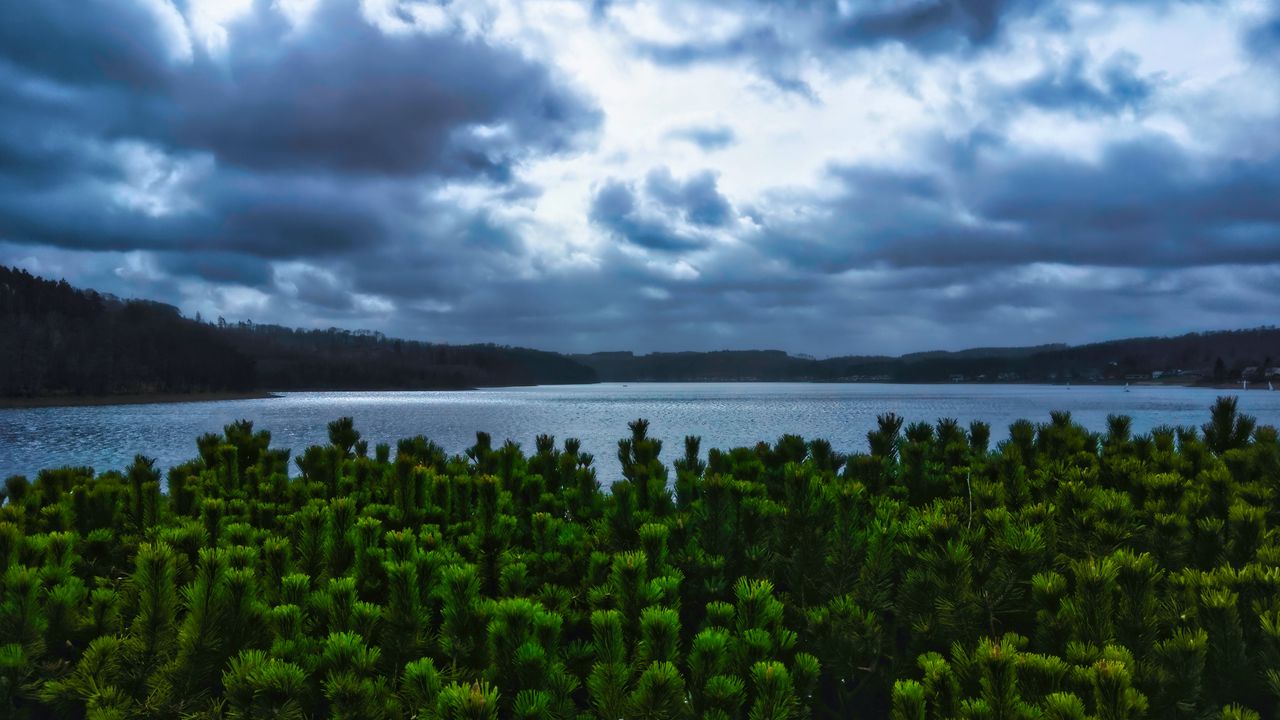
[2,0,1279,355]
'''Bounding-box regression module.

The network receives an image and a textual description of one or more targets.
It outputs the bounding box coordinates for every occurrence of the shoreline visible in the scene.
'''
[591,379,1269,389]
[0,391,280,409]
[2,380,1272,409]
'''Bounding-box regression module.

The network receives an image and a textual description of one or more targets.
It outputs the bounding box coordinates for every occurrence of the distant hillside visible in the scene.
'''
[570,350,851,382]
[899,344,1069,361]
[575,330,1280,385]
[0,266,255,397]
[1015,328,1280,383]
[0,267,596,400]
[221,323,596,389]
[6,265,1277,400]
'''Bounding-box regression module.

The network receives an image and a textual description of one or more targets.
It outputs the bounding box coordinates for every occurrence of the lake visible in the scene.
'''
[3,383,1280,482]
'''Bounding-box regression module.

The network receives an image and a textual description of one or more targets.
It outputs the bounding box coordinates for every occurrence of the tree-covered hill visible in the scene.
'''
[3,399,1279,718]
[576,329,1280,384]
[569,350,863,382]
[0,266,256,397]
[1020,328,1280,383]
[6,263,1277,398]
[219,323,597,390]
[0,267,596,399]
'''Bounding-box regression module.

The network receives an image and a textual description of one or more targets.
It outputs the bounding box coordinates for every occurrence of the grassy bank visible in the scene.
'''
[2,398,1278,718]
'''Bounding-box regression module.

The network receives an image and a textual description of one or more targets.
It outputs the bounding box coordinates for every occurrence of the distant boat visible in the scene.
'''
[1124,382,1130,392]
[1270,381,1275,391]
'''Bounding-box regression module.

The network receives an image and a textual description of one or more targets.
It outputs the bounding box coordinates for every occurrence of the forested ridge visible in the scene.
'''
[3,398,1280,718]
[0,266,595,398]
[573,330,1280,384]
[218,323,596,391]
[0,267,256,397]
[5,265,1277,400]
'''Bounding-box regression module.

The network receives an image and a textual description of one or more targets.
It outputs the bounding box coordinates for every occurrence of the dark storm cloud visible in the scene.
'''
[1012,52,1155,114]
[756,135,1280,273]
[635,26,815,96]
[460,212,525,255]
[0,67,134,188]
[617,0,1213,95]
[822,0,1033,52]
[589,179,709,251]
[644,168,734,227]
[665,124,738,151]
[167,1,600,177]
[970,143,1280,263]
[211,177,396,257]
[0,163,400,258]
[278,264,368,313]
[0,0,599,291]
[621,0,1049,91]
[590,168,735,251]
[591,0,617,21]
[0,0,601,180]
[1249,10,1280,57]
[0,0,177,89]
[157,251,274,288]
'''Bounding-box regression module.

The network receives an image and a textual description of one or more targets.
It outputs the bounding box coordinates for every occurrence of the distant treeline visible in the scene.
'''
[5,264,1278,400]
[0,267,595,399]
[221,323,596,390]
[574,329,1280,384]
[0,267,256,397]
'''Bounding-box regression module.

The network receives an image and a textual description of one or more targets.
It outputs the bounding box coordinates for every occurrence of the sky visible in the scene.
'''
[2,0,1279,356]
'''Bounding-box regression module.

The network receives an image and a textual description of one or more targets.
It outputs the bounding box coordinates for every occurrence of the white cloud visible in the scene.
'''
[110,143,211,218]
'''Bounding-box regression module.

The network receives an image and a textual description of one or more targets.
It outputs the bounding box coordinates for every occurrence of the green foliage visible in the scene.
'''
[1,402,1278,719]
[438,680,500,720]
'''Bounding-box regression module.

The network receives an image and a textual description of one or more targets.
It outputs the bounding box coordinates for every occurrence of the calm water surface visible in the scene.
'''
[3,383,1280,481]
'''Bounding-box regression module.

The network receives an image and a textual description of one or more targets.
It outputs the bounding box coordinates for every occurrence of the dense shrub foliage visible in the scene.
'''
[2,398,1279,719]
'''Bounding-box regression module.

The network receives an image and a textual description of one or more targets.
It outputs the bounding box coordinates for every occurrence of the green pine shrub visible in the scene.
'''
[0,404,1277,718]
